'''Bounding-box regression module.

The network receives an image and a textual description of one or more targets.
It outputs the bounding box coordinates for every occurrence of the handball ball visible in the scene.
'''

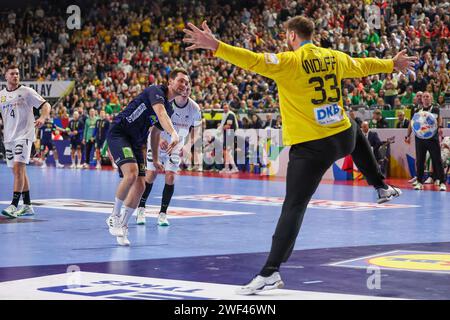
[411,111,437,139]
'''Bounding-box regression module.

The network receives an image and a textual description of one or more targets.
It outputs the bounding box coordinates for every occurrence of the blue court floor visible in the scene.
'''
[0,163,449,300]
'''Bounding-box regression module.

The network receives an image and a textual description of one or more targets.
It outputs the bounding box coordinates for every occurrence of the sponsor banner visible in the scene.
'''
[0,272,398,300]
[0,81,75,98]
[329,250,450,274]
[0,199,253,219]
[43,140,73,165]
[173,194,285,206]
[172,194,419,211]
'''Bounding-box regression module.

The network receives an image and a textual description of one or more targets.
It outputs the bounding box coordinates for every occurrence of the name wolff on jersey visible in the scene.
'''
[302,56,337,74]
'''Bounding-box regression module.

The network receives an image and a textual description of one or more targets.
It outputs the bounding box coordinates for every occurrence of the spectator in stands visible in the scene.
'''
[393,97,403,109]
[273,115,282,129]
[370,75,383,94]
[250,114,263,129]
[349,109,362,127]
[361,121,383,162]
[371,109,389,129]
[413,71,428,92]
[350,87,362,105]
[56,106,70,129]
[397,73,409,95]
[382,74,398,108]
[396,110,410,129]
[377,89,387,107]
[1,0,448,175]
[242,117,252,129]
[219,103,239,174]
[411,91,424,116]
[401,86,416,106]
[263,114,277,129]
[432,84,443,104]
[437,94,446,107]
[366,88,378,107]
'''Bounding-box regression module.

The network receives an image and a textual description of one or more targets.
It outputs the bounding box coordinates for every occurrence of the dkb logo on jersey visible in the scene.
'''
[314,104,343,125]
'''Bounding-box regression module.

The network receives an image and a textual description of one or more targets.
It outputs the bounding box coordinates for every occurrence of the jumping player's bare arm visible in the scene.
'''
[150,126,164,171]
[152,103,179,154]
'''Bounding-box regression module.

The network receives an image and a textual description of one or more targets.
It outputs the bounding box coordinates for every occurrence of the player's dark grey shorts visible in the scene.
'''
[95,138,106,149]
[70,139,82,149]
[107,123,145,177]
[40,141,55,151]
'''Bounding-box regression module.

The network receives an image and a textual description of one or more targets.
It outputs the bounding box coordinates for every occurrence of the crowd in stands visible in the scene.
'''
[0,0,449,169]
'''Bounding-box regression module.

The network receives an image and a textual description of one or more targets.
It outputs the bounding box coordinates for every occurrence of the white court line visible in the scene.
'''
[0,199,255,219]
[0,272,405,300]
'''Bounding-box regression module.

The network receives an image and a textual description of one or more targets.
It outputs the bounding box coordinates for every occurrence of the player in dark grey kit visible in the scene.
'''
[39,118,64,168]
[68,111,84,169]
[106,68,189,246]
[405,91,447,191]
[94,110,110,170]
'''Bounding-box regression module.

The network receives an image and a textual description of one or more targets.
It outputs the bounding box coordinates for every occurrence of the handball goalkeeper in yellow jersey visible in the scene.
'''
[184,16,417,295]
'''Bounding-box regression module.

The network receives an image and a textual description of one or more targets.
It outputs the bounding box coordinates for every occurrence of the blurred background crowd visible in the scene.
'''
[0,0,449,171]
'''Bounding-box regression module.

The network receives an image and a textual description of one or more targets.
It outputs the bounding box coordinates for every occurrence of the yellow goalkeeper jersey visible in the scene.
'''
[214,41,393,145]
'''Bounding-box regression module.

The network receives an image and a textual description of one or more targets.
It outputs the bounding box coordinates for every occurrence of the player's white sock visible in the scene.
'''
[112,197,124,217]
[120,206,135,227]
